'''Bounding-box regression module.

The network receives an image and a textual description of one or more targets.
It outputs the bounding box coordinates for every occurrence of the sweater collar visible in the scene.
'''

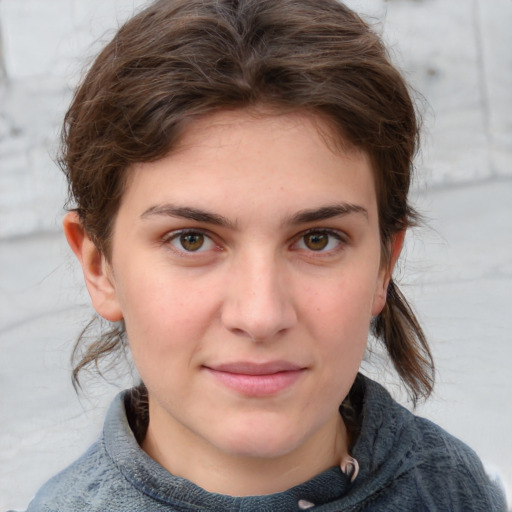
[103,391,352,511]
[102,373,412,510]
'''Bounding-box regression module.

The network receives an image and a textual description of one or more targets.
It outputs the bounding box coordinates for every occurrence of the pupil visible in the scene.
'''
[181,233,204,251]
[305,233,328,250]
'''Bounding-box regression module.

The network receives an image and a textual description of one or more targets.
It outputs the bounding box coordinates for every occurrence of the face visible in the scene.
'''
[81,110,392,469]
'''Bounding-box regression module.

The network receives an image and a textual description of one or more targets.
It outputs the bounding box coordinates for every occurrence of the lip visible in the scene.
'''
[203,361,306,396]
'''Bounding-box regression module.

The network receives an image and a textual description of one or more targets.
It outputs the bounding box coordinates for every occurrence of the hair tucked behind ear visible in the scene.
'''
[372,280,434,405]
[71,319,127,392]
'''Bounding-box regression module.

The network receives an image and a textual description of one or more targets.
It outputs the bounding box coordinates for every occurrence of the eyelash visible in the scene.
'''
[162,228,347,256]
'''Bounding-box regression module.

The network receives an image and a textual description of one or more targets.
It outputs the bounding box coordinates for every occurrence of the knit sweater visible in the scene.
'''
[24,375,506,511]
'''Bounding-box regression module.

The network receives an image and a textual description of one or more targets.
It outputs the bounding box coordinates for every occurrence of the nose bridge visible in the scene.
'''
[221,246,296,341]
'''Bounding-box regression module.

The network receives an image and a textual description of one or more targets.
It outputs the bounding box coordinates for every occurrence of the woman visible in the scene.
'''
[24,0,506,510]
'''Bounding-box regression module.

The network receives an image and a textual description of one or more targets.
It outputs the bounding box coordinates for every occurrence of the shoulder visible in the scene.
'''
[25,436,142,512]
[409,414,506,509]
[24,392,160,512]
[352,375,507,511]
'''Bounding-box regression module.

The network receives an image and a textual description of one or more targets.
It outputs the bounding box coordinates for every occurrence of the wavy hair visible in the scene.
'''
[62,0,434,404]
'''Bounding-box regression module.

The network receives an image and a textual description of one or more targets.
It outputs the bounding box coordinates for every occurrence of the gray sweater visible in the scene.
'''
[24,375,506,511]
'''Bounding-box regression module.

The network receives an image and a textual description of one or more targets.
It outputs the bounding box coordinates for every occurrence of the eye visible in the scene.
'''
[166,230,216,253]
[294,230,345,252]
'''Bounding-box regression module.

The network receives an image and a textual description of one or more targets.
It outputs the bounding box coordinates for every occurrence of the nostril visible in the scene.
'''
[227,326,272,342]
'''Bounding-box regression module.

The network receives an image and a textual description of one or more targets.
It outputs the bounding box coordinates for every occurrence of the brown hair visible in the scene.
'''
[63,0,434,403]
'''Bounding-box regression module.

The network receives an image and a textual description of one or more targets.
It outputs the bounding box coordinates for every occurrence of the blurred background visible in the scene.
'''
[0,0,511,509]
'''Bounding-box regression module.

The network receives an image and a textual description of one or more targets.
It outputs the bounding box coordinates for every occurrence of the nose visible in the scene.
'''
[221,251,297,342]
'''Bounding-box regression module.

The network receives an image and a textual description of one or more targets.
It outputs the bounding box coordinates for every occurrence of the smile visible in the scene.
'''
[203,361,306,397]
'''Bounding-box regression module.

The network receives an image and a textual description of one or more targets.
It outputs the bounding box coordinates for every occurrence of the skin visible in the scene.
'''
[64,109,402,496]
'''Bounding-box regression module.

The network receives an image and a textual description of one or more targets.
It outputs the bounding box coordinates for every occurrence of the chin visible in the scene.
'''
[216,421,302,459]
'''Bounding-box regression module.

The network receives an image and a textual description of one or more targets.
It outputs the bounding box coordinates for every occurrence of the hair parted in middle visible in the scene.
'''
[62,0,434,403]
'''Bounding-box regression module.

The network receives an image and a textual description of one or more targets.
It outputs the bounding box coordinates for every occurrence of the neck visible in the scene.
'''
[141,401,349,496]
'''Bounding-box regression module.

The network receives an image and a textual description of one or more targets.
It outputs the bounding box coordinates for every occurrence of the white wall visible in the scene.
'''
[0,0,148,237]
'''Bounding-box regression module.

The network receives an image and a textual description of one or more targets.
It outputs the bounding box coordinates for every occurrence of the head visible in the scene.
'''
[62,0,433,410]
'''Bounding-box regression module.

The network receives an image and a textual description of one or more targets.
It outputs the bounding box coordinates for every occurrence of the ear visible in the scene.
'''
[63,212,123,322]
[371,229,406,316]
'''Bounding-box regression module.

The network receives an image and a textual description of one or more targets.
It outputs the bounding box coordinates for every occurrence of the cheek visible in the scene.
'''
[300,288,372,410]
[302,270,379,374]
[116,270,217,363]
[307,272,378,333]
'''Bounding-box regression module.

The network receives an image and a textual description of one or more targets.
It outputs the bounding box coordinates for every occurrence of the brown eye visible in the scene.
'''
[294,230,344,253]
[166,230,217,255]
[179,233,205,251]
[303,232,329,251]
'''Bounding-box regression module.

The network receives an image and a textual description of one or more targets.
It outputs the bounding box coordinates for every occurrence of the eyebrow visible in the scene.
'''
[140,202,368,229]
[286,203,369,225]
[140,204,237,229]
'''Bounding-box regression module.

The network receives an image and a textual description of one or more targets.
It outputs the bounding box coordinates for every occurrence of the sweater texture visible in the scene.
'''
[23,375,506,511]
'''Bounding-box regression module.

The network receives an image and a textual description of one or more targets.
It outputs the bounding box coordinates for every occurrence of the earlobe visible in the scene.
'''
[371,230,406,316]
[63,212,123,322]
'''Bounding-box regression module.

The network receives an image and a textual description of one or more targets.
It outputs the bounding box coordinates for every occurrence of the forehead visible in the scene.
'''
[174,108,361,162]
[120,109,377,221]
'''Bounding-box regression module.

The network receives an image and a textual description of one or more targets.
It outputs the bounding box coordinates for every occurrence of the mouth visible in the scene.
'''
[203,361,306,396]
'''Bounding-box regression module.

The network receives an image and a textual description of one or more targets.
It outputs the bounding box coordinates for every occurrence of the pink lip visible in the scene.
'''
[204,361,306,396]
